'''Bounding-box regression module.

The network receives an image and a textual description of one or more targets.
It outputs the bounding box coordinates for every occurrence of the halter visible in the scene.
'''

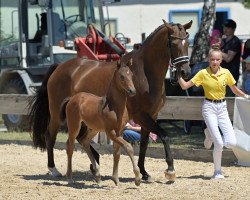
[168,32,190,85]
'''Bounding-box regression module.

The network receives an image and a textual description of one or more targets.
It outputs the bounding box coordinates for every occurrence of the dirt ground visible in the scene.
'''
[0,144,249,200]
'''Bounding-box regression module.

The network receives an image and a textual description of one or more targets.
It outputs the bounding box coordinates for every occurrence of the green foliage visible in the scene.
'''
[244,0,250,8]
[0,11,2,40]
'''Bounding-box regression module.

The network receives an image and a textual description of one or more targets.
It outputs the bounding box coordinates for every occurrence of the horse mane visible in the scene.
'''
[141,22,182,47]
[100,66,118,110]
[141,24,165,46]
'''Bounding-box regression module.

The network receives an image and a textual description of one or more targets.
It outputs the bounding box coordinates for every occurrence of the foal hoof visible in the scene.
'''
[111,177,120,186]
[48,167,62,177]
[165,170,176,181]
[135,177,141,186]
[67,179,75,185]
[95,175,101,184]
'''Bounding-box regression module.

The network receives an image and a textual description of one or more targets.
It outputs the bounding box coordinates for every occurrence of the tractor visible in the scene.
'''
[0,0,128,131]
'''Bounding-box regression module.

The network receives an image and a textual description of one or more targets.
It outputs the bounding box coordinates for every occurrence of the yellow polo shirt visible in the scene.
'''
[191,66,236,100]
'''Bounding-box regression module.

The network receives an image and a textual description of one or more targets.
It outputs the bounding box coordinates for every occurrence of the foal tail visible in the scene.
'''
[29,63,59,151]
[59,97,70,123]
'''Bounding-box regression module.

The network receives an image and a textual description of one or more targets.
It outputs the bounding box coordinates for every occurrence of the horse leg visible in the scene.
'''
[111,141,121,186]
[108,131,141,186]
[80,130,101,183]
[157,129,176,181]
[138,129,151,181]
[138,114,175,181]
[76,124,100,172]
[46,119,62,177]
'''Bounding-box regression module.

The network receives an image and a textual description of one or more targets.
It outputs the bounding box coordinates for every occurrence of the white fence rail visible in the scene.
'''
[0,94,235,120]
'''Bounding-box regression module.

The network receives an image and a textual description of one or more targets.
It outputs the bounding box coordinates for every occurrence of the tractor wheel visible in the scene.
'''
[2,79,29,131]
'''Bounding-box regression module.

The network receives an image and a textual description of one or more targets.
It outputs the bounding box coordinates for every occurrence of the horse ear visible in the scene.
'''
[183,20,193,30]
[127,58,133,66]
[162,19,174,35]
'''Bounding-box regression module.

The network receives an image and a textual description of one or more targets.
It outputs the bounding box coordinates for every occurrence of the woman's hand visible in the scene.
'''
[178,77,194,90]
[244,94,250,100]
[125,123,132,129]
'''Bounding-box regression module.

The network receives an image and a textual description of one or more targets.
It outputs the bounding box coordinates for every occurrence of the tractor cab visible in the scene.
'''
[0,0,107,69]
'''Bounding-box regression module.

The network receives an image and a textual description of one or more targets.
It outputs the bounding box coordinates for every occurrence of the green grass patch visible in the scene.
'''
[0,131,68,143]
[0,120,205,149]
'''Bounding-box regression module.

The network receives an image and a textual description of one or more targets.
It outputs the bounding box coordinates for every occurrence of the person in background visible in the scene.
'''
[178,46,250,179]
[242,39,250,60]
[123,120,157,145]
[210,29,223,48]
[221,19,241,96]
[242,39,250,91]
[30,13,47,43]
[243,56,250,94]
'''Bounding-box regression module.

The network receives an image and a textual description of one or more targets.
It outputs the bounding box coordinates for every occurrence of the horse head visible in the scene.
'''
[116,59,136,97]
[163,19,192,82]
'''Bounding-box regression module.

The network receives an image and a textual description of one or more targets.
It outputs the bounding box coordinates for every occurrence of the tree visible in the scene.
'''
[190,0,217,65]
[0,10,2,40]
[243,0,250,8]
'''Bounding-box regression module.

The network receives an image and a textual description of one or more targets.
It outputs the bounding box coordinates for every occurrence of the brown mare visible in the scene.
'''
[29,19,192,181]
[59,59,140,186]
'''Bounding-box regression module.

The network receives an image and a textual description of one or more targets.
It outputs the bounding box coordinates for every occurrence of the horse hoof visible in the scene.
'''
[112,178,119,186]
[142,174,153,182]
[95,175,101,184]
[67,179,75,185]
[165,170,176,181]
[135,177,141,186]
[48,167,62,177]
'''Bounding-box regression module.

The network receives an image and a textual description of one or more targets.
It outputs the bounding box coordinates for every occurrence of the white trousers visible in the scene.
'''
[202,100,237,173]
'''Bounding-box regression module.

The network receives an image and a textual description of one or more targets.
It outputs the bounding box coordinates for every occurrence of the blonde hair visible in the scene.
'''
[209,44,222,57]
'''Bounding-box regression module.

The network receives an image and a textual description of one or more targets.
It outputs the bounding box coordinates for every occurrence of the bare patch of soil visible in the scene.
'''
[0,144,249,200]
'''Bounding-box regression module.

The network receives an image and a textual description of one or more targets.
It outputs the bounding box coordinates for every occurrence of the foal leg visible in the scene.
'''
[81,130,101,183]
[66,136,76,183]
[108,131,141,186]
[112,141,121,185]
[76,124,100,173]
[47,119,62,177]
[66,119,82,183]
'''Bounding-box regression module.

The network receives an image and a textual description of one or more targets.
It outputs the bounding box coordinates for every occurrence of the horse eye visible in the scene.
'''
[120,75,125,80]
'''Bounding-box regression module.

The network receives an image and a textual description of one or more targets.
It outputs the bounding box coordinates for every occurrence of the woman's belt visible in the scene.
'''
[205,98,225,103]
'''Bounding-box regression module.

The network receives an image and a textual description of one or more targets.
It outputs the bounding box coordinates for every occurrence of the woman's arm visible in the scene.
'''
[230,85,250,99]
[178,77,195,90]
[125,123,141,132]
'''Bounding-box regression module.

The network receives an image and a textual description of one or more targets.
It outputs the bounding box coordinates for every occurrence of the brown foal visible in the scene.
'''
[60,59,141,186]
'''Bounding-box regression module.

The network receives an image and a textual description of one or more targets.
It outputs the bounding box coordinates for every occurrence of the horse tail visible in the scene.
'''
[29,63,59,151]
[59,97,70,123]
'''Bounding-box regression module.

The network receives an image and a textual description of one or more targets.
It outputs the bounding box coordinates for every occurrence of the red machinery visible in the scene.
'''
[75,24,128,61]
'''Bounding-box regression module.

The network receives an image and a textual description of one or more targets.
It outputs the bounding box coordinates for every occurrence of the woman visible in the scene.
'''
[123,120,157,144]
[178,46,250,179]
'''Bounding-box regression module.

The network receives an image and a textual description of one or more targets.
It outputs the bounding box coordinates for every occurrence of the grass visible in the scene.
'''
[0,131,67,143]
[157,120,205,149]
[0,120,205,149]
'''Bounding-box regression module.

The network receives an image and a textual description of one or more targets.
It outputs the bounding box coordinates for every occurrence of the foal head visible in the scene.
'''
[163,19,192,81]
[115,59,136,97]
